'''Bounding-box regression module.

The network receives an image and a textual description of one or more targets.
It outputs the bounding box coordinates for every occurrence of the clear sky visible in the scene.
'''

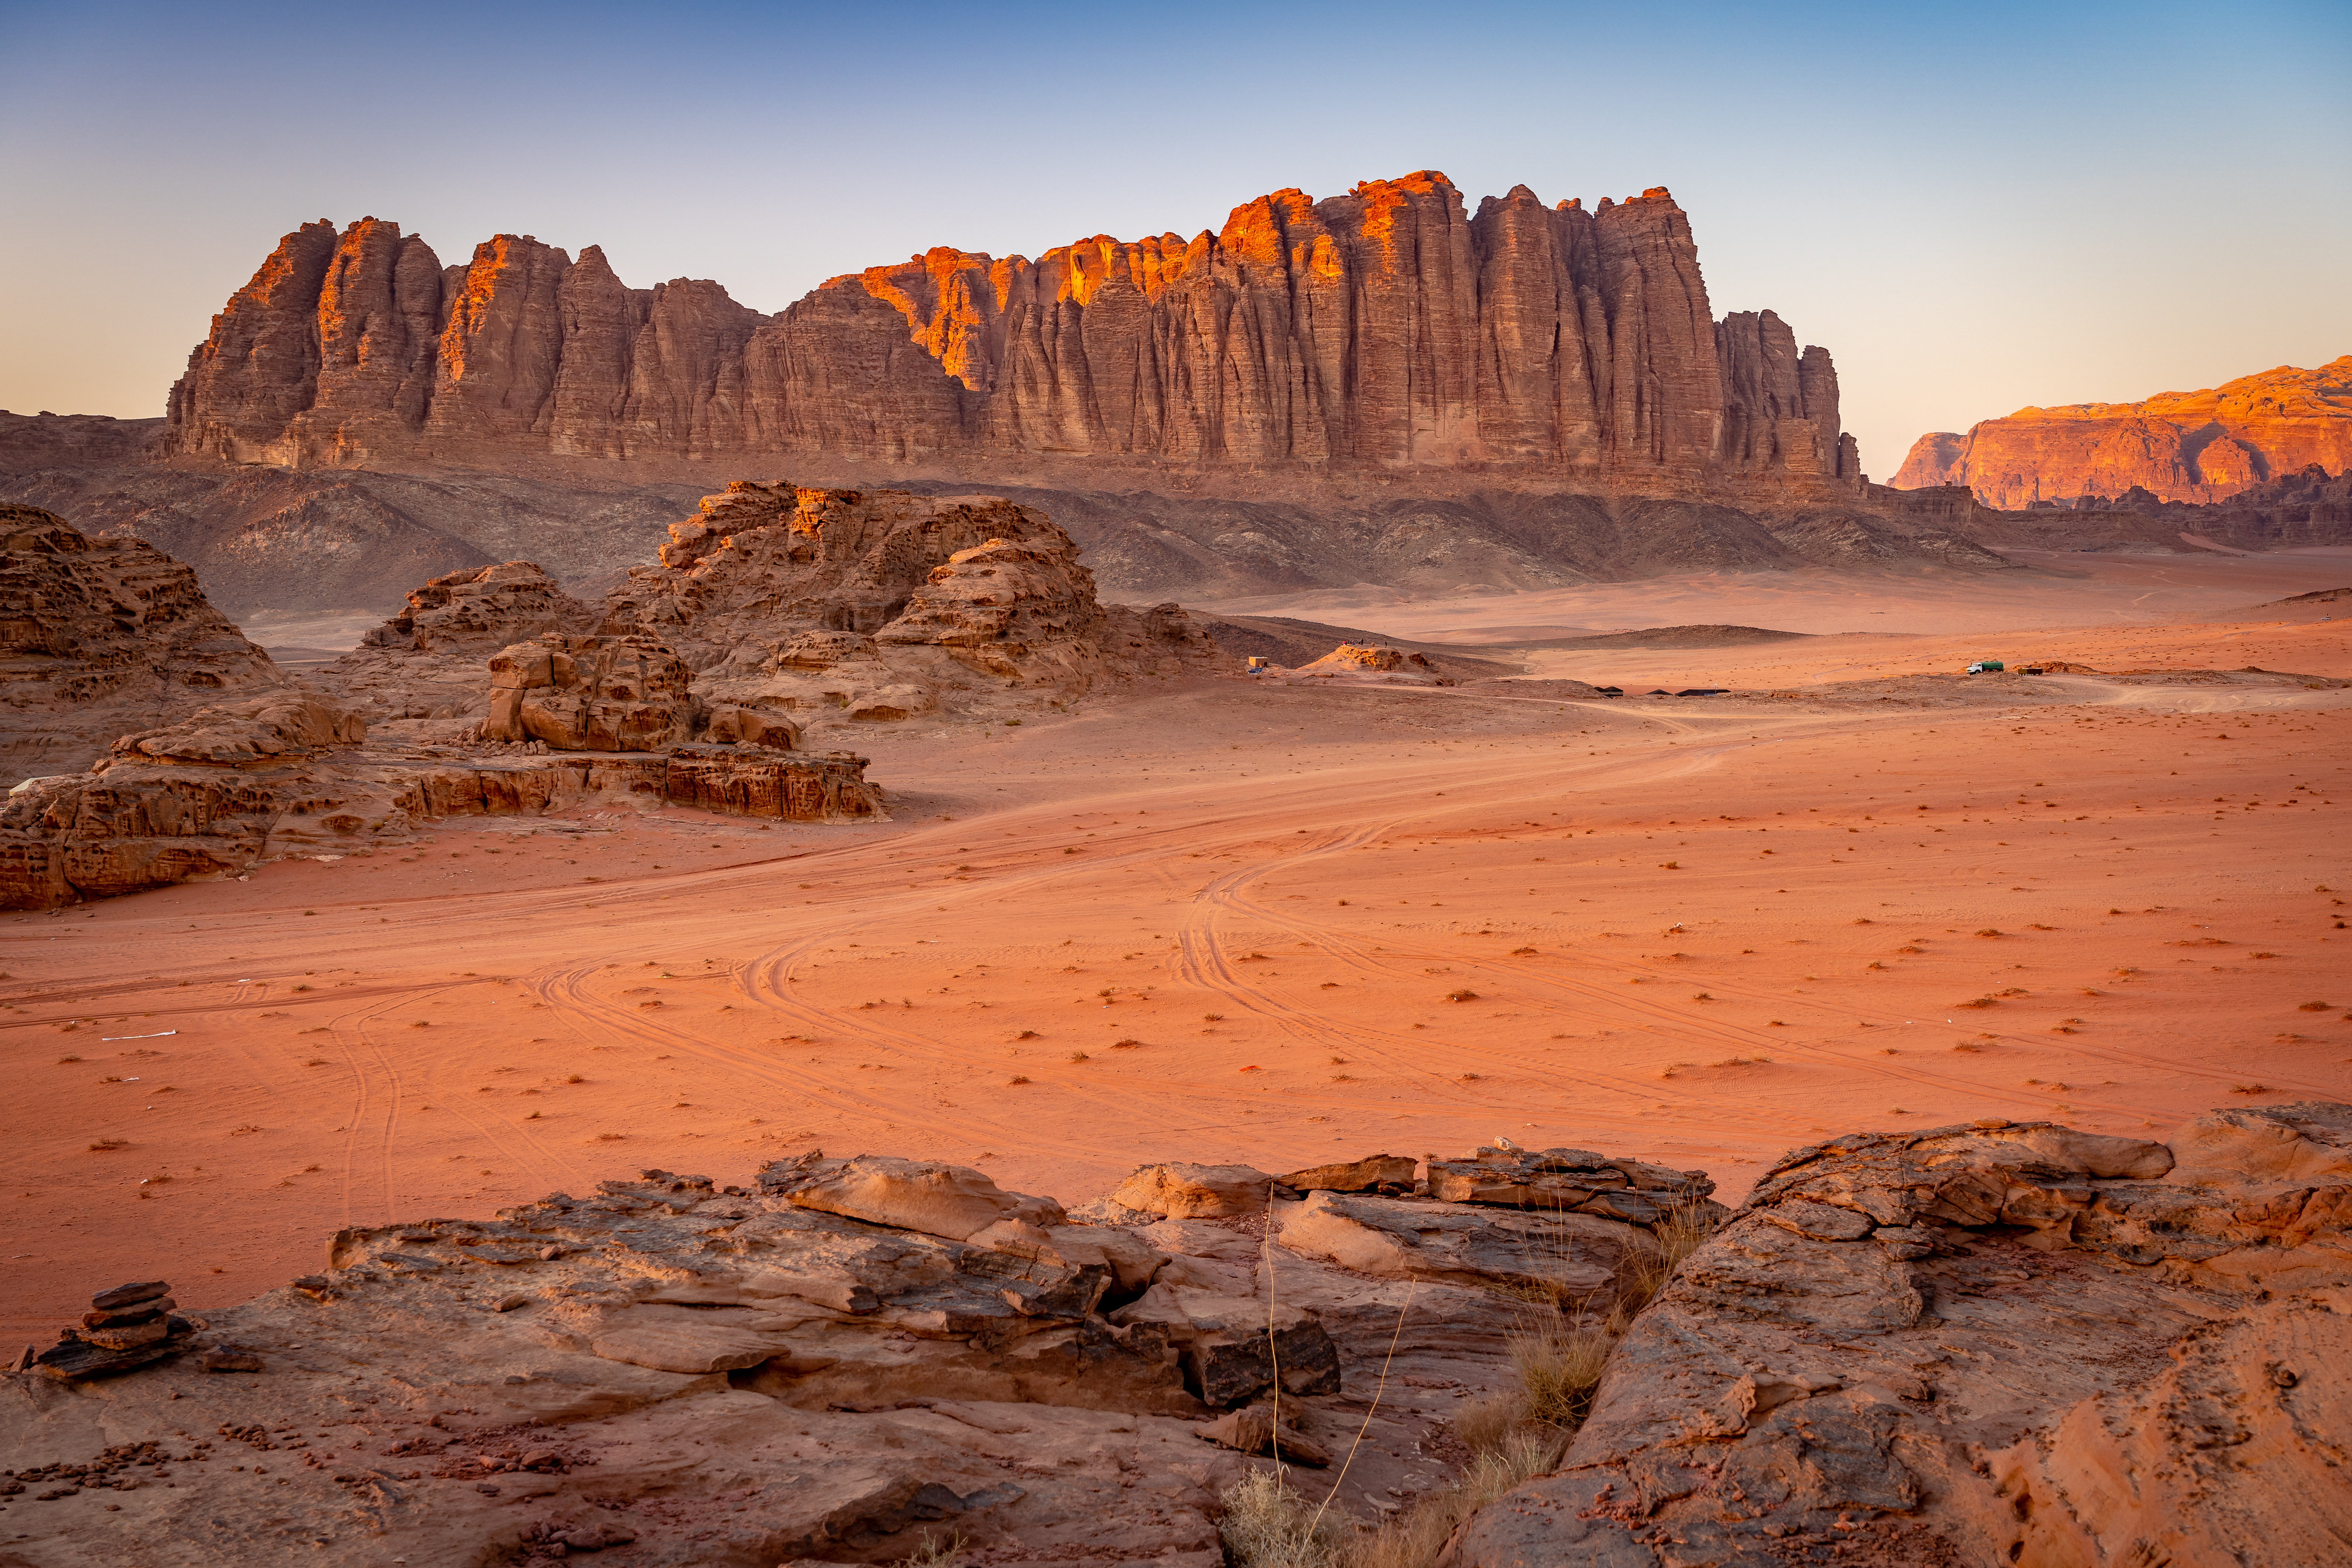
[3,0,2346,476]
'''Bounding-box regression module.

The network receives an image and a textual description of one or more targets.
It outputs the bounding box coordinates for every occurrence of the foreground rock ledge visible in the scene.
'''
[0,1146,1686,1566]
[1444,1103,2352,1568]
[6,1110,2341,1566]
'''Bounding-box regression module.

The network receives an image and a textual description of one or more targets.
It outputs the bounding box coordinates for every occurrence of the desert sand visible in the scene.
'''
[3,593,2348,1346]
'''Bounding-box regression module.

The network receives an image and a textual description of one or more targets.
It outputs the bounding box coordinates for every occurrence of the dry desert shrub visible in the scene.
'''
[1217,1470,1349,1568]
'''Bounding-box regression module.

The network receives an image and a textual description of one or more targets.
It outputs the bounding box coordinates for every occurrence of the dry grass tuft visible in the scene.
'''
[1349,1431,1563,1568]
[896,1528,965,1567]
[1509,1320,1614,1430]
[1217,1470,1349,1568]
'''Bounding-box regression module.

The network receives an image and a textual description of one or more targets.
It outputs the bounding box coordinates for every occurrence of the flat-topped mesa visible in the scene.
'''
[161,180,1863,492]
[1893,354,2352,505]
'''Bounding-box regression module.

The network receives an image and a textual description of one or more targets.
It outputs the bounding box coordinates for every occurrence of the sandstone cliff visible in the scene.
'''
[161,179,1862,492]
[0,505,285,787]
[1894,354,2352,505]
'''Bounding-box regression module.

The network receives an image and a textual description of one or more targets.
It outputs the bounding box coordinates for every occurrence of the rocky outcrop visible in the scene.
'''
[482,632,698,751]
[0,694,379,907]
[0,1145,1679,1566]
[1446,1105,2352,1567]
[661,746,881,822]
[0,680,872,908]
[0,505,285,787]
[600,482,1222,725]
[160,180,1862,493]
[1288,644,1455,685]
[361,559,591,653]
[1894,354,2352,505]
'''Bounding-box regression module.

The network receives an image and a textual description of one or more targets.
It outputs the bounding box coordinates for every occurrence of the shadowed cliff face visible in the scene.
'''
[162,175,1861,493]
[1894,355,2352,505]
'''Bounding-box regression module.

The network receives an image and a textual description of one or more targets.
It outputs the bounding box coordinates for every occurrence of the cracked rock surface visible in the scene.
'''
[1444,1103,2352,1568]
[0,1149,1677,1566]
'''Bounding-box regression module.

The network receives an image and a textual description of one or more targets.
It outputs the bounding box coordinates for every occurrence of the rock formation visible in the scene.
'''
[0,505,284,787]
[1286,645,1456,685]
[1894,354,2352,505]
[1448,1104,2352,1566]
[0,1144,1687,1564]
[483,633,699,751]
[9,1113,2340,1563]
[1874,459,2352,556]
[597,482,1222,726]
[362,560,592,654]
[28,1280,196,1382]
[159,180,1863,494]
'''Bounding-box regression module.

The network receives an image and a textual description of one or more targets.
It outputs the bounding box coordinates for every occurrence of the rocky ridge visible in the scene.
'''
[1894,354,2352,506]
[161,182,1861,498]
[1875,461,2352,557]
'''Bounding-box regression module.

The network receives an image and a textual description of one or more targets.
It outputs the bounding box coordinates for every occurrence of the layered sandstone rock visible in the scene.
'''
[482,632,698,751]
[0,694,379,907]
[160,179,1862,491]
[361,559,591,653]
[601,482,1221,725]
[1894,354,2352,504]
[1447,1105,2352,1567]
[0,1147,1679,1564]
[0,677,871,908]
[0,505,285,787]
[1288,644,1455,685]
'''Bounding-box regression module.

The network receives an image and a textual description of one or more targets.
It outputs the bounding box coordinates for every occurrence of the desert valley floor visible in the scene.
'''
[5,587,2348,1343]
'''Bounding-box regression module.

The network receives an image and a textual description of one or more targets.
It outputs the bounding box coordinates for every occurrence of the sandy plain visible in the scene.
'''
[4,578,2350,1345]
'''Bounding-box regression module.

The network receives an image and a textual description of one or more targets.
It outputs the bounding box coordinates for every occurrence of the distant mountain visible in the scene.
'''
[1894,356,2352,506]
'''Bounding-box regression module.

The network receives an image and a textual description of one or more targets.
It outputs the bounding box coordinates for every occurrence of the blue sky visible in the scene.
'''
[3,0,2346,475]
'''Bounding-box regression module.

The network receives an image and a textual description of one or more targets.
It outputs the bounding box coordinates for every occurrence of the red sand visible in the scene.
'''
[4,611,2348,1341]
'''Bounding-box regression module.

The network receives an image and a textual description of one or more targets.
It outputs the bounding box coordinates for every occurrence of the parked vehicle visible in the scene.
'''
[1966,659,2005,674]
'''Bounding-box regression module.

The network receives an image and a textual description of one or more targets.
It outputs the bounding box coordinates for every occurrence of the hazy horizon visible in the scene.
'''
[4,0,2346,479]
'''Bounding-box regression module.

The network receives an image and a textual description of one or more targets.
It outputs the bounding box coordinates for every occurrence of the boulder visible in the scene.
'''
[1276,1154,1416,1194]
[702,705,803,749]
[662,744,881,821]
[360,559,592,653]
[770,1154,1057,1242]
[1108,1285,1340,1407]
[1425,1144,1719,1228]
[1279,1189,1661,1307]
[110,694,366,766]
[34,1278,196,1381]
[2168,1099,2352,1185]
[1195,1404,1331,1466]
[1108,1162,1277,1219]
